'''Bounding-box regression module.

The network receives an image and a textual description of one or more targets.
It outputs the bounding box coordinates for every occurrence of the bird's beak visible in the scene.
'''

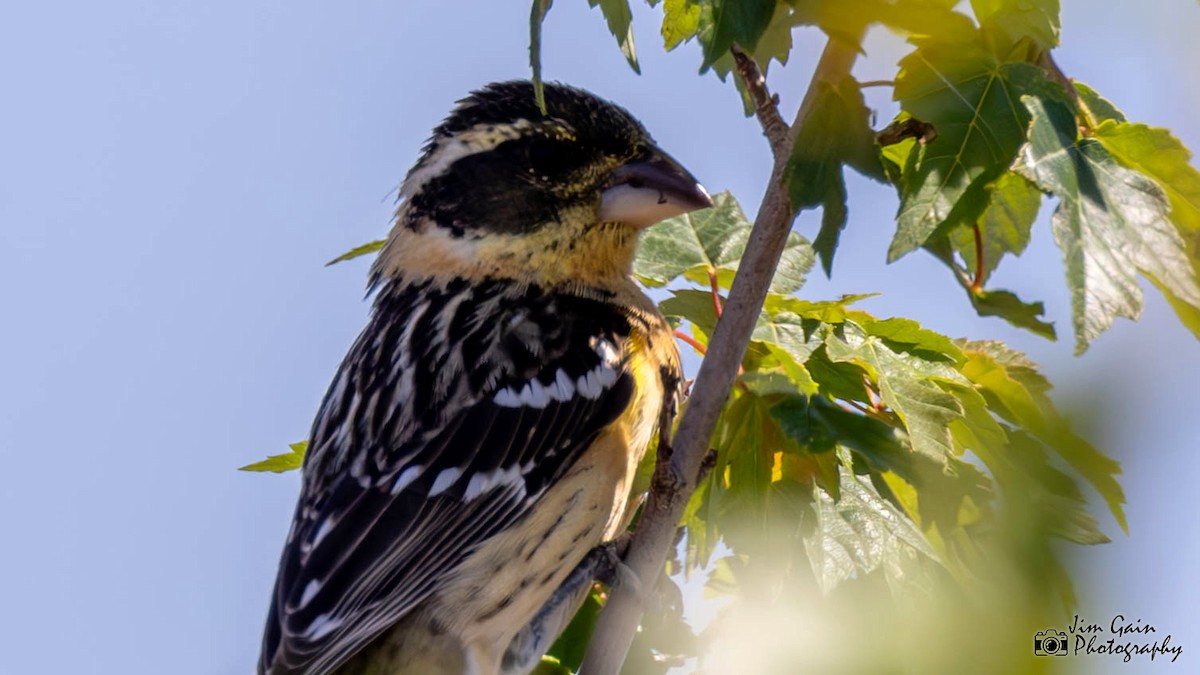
[598,148,713,228]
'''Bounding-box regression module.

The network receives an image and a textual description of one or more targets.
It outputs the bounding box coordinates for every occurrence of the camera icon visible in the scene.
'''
[1033,629,1070,656]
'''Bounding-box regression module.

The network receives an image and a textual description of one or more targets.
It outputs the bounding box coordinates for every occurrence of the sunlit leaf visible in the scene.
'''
[805,346,874,404]
[860,317,966,366]
[695,0,775,71]
[968,288,1056,339]
[788,76,886,275]
[890,41,1064,261]
[1093,118,1200,340]
[793,0,977,43]
[241,441,307,473]
[1073,81,1126,125]
[825,323,966,464]
[528,0,554,114]
[804,470,941,594]
[326,239,384,266]
[970,0,1061,53]
[660,0,701,50]
[947,172,1041,286]
[740,346,819,396]
[1016,96,1200,353]
[587,0,640,73]
[634,191,814,294]
[959,341,1126,530]
[753,310,826,366]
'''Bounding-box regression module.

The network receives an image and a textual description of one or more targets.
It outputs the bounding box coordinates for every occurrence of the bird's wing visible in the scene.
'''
[260,278,636,675]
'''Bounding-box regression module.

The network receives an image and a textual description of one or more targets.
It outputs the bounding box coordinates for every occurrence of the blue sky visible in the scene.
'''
[1,1,1197,673]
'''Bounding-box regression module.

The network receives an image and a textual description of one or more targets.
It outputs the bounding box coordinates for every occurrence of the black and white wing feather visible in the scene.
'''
[259,277,635,675]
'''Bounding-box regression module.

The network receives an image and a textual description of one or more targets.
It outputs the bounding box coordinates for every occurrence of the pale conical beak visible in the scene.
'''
[598,149,713,228]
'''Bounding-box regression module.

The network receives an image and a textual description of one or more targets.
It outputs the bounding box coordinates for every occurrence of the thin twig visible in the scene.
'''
[858,79,895,88]
[844,397,892,423]
[730,44,788,151]
[845,398,874,415]
[863,375,880,408]
[673,329,707,356]
[578,34,864,675]
[707,268,724,319]
[971,221,985,292]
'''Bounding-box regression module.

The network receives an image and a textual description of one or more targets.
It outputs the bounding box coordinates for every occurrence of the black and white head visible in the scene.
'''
[397,80,712,239]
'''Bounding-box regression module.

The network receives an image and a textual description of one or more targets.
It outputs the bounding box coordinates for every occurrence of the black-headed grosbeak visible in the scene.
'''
[259,81,712,675]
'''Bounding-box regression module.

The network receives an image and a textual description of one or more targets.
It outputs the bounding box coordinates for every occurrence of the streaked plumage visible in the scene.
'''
[259,81,710,675]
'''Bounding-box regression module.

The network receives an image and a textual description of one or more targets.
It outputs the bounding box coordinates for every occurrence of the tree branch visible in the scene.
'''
[730,44,788,152]
[578,35,863,675]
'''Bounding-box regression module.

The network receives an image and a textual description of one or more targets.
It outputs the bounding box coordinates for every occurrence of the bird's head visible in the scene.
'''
[374,81,713,288]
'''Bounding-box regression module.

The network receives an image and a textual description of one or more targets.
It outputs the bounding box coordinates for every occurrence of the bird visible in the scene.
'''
[258,80,713,675]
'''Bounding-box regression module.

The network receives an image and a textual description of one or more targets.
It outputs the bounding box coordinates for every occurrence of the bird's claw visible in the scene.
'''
[593,533,636,590]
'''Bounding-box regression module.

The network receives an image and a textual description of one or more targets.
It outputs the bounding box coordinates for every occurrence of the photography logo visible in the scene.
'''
[1034,629,1070,657]
[1032,615,1183,663]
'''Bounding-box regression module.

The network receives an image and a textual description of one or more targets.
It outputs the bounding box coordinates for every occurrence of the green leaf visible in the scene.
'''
[970,0,1061,53]
[661,290,828,370]
[1093,119,1200,340]
[704,554,742,597]
[959,341,1126,531]
[1093,122,1200,232]
[240,441,306,473]
[635,191,750,286]
[860,317,966,366]
[768,233,817,295]
[660,289,719,332]
[793,0,977,43]
[753,309,827,366]
[703,3,798,116]
[803,470,941,595]
[740,370,805,397]
[947,171,1041,285]
[747,1,796,71]
[1004,430,1111,545]
[543,589,604,671]
[1073,81,1126,125]
[661,0,701,50]
[825,323,966,464]
[967,288,1056,339]
[806,347,873,404]
[890,42,1063,261]
[531,657,572,675]
[529,0,554,115]
[762,293,878,324]
[924,225,1056,339]
[695,0,775,70]
[773,395,908,462]
[907,455,993,535]
[942,378,1009,456]
[587,0,640,73]
[704,389,769,557]
[787,76,885,275]
[326,239,384,266]
[742,343,820,396]
[634,191,814,294]
[724,399,773,504]
[1016,96,1200,352]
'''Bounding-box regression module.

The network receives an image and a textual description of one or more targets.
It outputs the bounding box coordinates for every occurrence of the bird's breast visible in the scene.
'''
[425,319,674,669]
